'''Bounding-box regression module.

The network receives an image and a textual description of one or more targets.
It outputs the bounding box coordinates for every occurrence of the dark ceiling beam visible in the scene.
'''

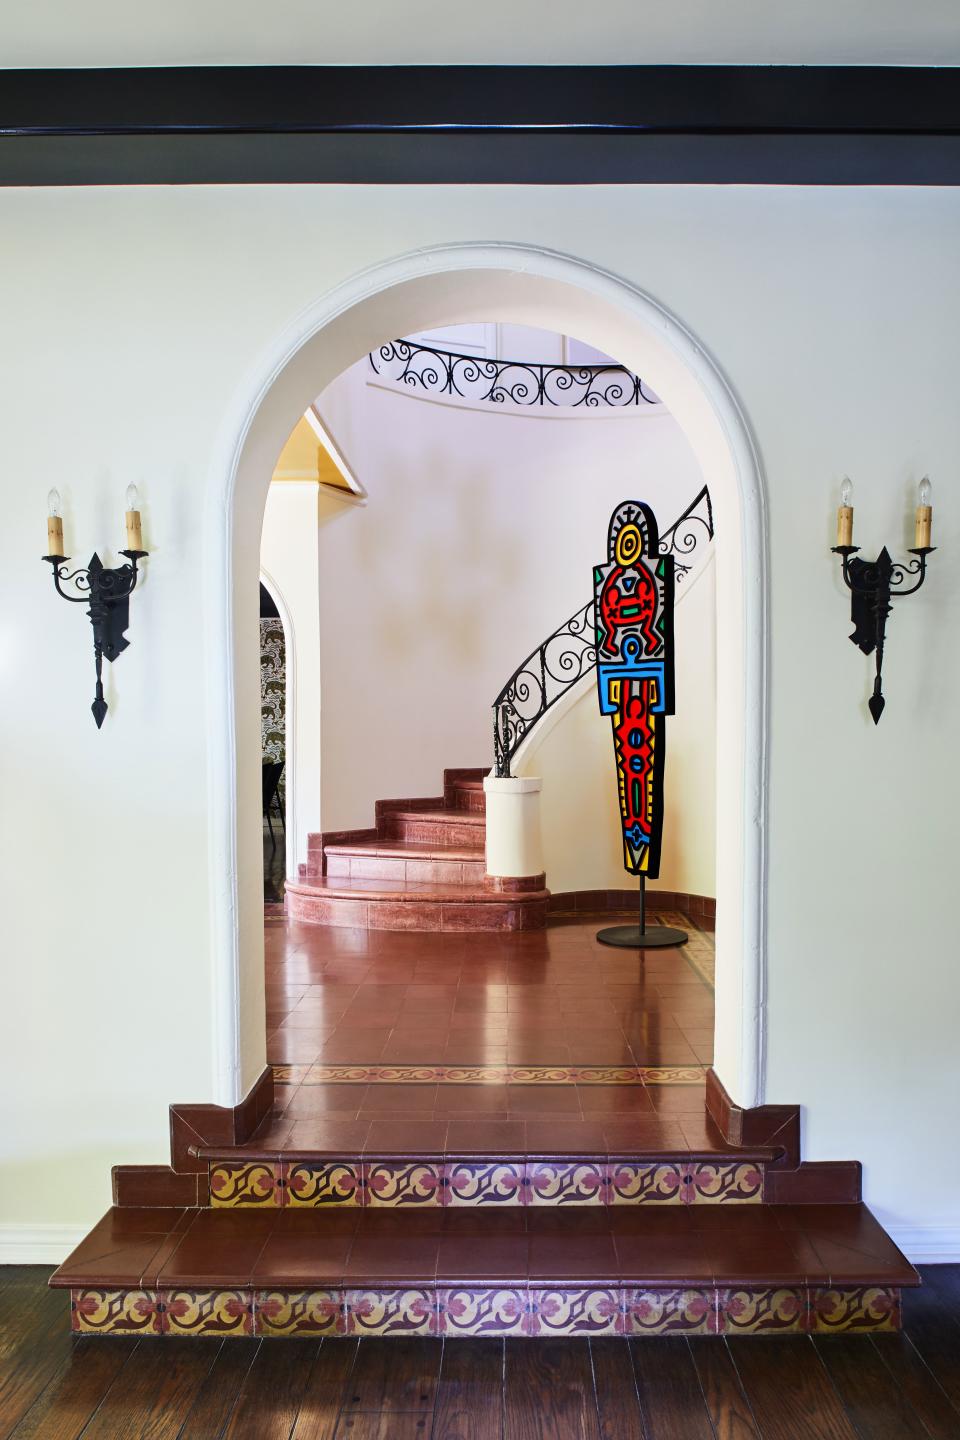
[2,65,959,185]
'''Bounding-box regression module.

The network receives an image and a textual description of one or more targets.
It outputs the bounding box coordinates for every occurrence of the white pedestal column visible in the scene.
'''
[483,775,544,879]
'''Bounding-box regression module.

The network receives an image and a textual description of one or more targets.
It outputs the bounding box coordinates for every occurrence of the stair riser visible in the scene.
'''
[382,817,485,847]
[449,786,486,814]
[287,893,545,931]
[68,1284,903,1338]
[325,855,487,885]
[209,1158,765,1208]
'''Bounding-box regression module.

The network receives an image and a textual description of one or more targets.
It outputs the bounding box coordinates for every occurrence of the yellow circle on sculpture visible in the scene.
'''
[615,522,644,566]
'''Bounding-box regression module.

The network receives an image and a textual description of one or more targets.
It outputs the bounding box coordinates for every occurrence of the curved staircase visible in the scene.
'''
[287,768,549,932]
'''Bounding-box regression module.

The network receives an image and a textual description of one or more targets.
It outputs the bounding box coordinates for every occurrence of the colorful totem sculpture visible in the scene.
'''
[594,500,675,879]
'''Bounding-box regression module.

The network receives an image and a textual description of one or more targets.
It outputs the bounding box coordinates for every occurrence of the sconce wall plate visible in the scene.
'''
[43,549,148,727]
[832,543,934,723]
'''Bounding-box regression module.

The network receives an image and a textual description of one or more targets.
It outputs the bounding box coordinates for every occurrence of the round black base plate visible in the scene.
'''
[596,924,689,949]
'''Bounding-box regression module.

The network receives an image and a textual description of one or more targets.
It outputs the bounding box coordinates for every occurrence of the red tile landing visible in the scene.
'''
[265,910,716,1071]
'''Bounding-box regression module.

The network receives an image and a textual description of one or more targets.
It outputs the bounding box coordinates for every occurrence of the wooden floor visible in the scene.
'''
[4,1266,960,1439]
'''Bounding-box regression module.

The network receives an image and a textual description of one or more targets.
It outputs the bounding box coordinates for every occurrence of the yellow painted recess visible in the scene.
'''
[272,415,353,492]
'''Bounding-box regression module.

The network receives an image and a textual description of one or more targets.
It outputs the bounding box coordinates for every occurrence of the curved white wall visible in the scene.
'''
[314,359,714,901]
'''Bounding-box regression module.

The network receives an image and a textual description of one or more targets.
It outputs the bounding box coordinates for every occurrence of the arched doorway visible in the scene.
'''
[204,244,767,1112]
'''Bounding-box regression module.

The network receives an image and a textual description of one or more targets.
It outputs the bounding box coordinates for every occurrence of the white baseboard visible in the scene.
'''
[0,1225,87,1265]
[887,1225,960,1264]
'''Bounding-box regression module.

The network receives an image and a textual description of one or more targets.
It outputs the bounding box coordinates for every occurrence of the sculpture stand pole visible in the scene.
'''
[596,874,689,949]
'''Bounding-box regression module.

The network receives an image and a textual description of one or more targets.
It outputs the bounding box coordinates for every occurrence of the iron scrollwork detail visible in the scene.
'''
[370,339,659,409]
[43,550,147,727]
[493,486,714,777]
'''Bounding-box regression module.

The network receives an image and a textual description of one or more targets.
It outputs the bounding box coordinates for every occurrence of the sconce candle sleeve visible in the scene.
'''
[837,505,854,548]
[915,504,932,549]
[47,514,64,556]
[125,508,143,552]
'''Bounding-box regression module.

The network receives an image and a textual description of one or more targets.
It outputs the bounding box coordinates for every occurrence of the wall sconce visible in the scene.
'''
[831,476,935,723]
[42,485,149,727]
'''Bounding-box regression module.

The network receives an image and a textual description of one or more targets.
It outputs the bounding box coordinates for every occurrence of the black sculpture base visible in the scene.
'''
[596,923,689,949]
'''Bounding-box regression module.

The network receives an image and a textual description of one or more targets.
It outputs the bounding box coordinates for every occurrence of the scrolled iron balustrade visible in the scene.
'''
[492,486,714,777]
[369,339,659,409]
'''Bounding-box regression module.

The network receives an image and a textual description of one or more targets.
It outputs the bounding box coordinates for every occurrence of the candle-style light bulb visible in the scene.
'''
[915,474,933,549]
[836,476,854,548]
[46,487,64,556]
[124,483,143,552]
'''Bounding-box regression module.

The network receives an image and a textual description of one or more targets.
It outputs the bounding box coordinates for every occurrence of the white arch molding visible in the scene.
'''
[205,243,769,1111]
[258,567,298,885]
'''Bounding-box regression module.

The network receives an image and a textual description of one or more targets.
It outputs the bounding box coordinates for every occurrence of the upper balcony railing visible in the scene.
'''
[369,338,660,409]
[492,486,714,777]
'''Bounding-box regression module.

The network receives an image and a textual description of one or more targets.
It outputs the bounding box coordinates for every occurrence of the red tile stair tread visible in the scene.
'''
[324,841,486,860]
[50,1202,918,1291]
[286,878,546,903]
[381,809,486,826]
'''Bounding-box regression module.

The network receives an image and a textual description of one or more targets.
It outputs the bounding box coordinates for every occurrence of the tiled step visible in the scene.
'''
[443,767,488,814]
[324,840,487,886]
[379,807,486,848]
[286,875,548,931]
[51,1202,917,1338]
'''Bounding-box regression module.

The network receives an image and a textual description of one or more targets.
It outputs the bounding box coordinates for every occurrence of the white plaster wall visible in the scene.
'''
[260,481,324,879]
[0,185,958,1255]
[314,364,712,898]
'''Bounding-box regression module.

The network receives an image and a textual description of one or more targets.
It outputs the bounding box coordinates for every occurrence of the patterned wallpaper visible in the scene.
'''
[260,618,285,762]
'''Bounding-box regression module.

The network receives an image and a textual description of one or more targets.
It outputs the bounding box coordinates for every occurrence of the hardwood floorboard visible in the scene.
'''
[77,1341,222,1440]
[901,1279,960,1413]
[291,1339,360,1440]
[688,1338,760,1440]
[7,1337,134,1440]
[334,1414,435,1439]
[504,1339,600,1440]
[433,1338,503,1440]
[339,1338,442,1417]
[221,1338,322,1440]
[813,1335,932,1440]
[175,1337,260,1440]
[870,1334,960,1440]
[629,1337,714,1440]
[726,1338,859,1440]
[589,1338,646,1440]
[0,1272,80,1437]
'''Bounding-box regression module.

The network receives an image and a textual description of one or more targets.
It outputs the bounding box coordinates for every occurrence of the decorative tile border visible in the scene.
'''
[209,1158,763,1208]
[209,1160,284,1208]
[69,1285,903,1337]
[272,1064,707,1087]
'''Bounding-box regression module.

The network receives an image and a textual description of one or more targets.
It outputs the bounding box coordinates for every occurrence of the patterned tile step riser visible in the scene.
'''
[71,1285,901,1338]
[210,1159,763,1208]
[271,1065,707,1087]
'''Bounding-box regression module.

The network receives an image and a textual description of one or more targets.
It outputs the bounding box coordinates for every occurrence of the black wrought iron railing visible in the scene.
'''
[369,338,659,409]
[492,486,714,777]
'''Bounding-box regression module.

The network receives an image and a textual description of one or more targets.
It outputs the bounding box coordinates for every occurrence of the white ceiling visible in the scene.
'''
[3,0,959,68]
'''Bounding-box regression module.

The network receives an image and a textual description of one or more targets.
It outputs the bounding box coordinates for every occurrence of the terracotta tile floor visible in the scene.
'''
[265,911,715,1071]
[258,911,719,1148]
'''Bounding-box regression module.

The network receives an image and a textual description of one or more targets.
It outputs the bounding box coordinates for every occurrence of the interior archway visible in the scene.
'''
[205,244,768,1111]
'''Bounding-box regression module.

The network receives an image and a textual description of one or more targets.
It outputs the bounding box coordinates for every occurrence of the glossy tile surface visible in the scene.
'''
[265,910,715,1069]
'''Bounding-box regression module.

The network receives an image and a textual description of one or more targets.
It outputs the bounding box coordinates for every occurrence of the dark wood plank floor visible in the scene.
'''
[3,1267,960,1440]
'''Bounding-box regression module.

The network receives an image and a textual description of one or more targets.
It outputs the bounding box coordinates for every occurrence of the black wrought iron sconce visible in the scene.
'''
[42,486,149,727]
[831,476,935,723]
